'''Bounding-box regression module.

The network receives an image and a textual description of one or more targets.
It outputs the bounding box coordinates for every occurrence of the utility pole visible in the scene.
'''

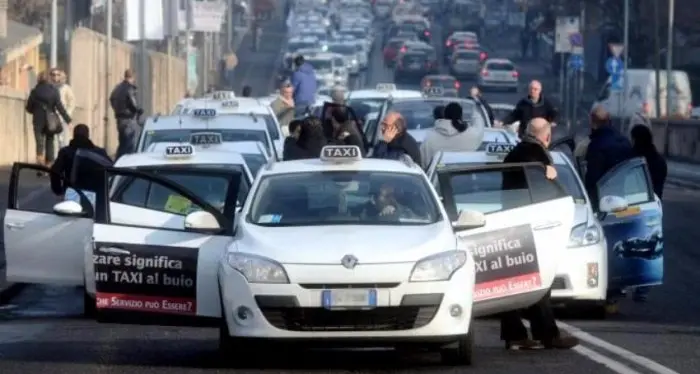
[185,0,193,95]
[138,0,148,112]
[654,0,661,117]
[621,0,629,113]
[664,0,675,154]
[105,0,113,150]
[50,0,58,68]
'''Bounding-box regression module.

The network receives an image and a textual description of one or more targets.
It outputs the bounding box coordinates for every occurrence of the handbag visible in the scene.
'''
[41,103,62,135]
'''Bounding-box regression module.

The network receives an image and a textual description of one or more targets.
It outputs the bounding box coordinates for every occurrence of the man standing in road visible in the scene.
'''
[270,80,296,136]
[109,69,143,159]
[469,86,495,124]
[290,55,317,115]
[502,80,558,138]
[500,117,579,350]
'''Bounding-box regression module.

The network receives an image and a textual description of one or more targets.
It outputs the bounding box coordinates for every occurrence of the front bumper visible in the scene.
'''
[551,243,608,303]
[219,262,474,340]
[478,78,519,88]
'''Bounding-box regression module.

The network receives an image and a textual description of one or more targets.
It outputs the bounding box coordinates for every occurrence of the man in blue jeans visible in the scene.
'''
[109,69,143,159]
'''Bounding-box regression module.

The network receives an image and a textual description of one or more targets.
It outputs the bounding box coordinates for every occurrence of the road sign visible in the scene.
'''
[188,0,227,32]
[568,54,584,71]
[605,57,623,74]
[555,17,580,52]
[569,33,583,47]
[611,74,623,91]
[609,43,624,58]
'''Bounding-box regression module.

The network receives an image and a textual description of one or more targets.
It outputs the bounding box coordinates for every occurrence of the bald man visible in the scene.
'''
[499,117,579,350]
[502,80,558,138]
[371,111,421,164]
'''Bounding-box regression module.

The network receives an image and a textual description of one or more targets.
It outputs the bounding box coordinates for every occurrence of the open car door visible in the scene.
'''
[4,163,94,286]
[319,102,368,151]
[596,157,663,291]
[436,163,576,317]
[92,167,239,325]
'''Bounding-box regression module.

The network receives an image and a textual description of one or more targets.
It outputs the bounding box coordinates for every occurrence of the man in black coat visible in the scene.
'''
[502,80,558,138]
[499,118,579,350]
[371,111,421,164]
[109,69,144,159]
[51,124,112,204]
[469,86,495,125]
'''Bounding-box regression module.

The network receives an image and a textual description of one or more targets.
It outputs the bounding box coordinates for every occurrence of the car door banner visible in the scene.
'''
[93,242,197,315]
[464,224,540,301]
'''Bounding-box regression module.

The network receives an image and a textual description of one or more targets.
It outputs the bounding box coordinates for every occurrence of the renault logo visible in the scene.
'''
[341,255,358,269]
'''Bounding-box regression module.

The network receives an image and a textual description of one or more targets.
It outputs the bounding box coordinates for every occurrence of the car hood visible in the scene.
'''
[236,223,454,264]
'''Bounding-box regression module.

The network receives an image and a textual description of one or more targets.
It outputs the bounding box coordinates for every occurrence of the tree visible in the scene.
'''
[8,0,52,29]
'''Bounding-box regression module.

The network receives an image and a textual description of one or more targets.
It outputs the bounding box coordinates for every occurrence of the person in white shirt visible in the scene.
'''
[419,102,484,168]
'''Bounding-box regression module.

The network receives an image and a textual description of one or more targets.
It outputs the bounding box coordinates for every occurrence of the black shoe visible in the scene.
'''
[505,339,544,350]
[543,336,579,349]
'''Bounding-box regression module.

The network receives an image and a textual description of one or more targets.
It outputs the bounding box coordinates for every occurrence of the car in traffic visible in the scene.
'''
[383,37,415,67]
[444,31,479,61]
[420,74,460,97]
[478,58,519,92]
[449,49,486,78]
[394,47,438,82]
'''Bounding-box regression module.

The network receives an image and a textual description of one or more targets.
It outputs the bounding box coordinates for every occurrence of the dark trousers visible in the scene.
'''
[116,118,139,159]
[500,291,559,341]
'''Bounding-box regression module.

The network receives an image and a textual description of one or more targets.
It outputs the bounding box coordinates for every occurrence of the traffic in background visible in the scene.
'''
[0,0,699,373]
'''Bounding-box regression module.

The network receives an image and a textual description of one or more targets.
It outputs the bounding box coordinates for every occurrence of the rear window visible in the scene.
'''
[487,62,515,71]
[426,77,456,87]
[456,51,479,59]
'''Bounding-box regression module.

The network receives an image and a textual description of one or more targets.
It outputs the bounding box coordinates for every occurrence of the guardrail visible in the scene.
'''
[610,119,700,165]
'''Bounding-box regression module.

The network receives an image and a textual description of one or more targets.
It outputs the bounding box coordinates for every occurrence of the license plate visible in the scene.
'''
[322,289,377,309]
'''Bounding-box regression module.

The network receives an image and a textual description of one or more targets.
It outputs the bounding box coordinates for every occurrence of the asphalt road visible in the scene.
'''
[0,17,695,374]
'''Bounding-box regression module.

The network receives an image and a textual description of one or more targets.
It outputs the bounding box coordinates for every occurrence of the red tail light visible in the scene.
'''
[479,52,487,61]
[454,81,460,89]
[400,46,407,52]
[446,40,452,47]
[424,30,430,36]
[642,101,650,115]
[424,80,431,87]
[481,70,488,76]
[512,71,519,78]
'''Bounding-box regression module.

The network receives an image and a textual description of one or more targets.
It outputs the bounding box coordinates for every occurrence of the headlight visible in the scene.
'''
[568,223,601,247]
[226,253,289,284]
[409,250,467,282]
[352,59,358,64]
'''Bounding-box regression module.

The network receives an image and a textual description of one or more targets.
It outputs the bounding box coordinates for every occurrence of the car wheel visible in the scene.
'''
[83,289,96,318]
[589,304,608,319]
[440,325,474,366]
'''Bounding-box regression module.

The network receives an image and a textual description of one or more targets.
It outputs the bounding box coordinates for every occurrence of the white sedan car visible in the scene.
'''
[478,58,519,92]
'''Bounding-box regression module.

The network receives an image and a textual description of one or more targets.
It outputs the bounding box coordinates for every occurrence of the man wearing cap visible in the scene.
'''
[109,69,144,158]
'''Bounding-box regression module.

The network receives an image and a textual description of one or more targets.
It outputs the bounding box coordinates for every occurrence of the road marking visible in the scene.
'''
[572,345,642,374]
[557,321,681,374]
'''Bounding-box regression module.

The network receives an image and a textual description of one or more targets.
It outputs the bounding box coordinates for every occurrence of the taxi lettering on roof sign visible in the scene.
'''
[211,91,235,100]
[220,100,239,108]
[424,87,443,96]
[376,83,396,91]
[320,145,362,162]
[485,143,515,154]
[164,145,194,158]
[192,108,216,117]
[190,132,222,146]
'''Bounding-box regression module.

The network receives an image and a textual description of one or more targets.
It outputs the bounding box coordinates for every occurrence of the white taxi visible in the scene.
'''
[478,58,519,92]
[139,108,280,160]
[4,142,254,317]
[427,142,665,317]
[304,52,345,87]
[347,83,423,128]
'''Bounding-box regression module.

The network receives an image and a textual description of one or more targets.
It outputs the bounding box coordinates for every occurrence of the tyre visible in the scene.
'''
[440,327,474,366]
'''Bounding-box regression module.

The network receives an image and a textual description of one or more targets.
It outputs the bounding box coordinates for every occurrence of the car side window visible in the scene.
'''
[598,165,653,205]
[116,178,149,207]
[112,177,205,216]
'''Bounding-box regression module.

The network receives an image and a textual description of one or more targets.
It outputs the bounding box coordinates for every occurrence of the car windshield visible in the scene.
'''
[307,59,333,71]
[288,41,316,52]
[328,44,356,54]
[243,154,266,177]
[388,100,486,130]
[487,62,515,71]
[141,129,269,152]
[248,171,441,226]
[112,164,250,214]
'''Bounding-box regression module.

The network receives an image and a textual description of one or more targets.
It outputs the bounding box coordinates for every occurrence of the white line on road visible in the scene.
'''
[572,345,642,374]
[558,321,681,374]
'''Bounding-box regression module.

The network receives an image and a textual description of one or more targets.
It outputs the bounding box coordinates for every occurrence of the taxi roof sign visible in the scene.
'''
[485,143,515,155]
[164,145,195,158]
[375,83,396,91]
[220,100,239,108]
[210,91,236,100]
[192,108,217,117]
[424,87,444,96]
[320,145,362,162]
[190,132,222,146]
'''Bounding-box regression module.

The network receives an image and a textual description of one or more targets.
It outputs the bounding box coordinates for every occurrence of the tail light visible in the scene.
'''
[446,40,452,47]
[512,71,519,78]
[424,80,431,87]
[400,46,407,53]
[424,30,430,36]
[479,52,487,61]
[454,81,460,89]
[481,70,488,76]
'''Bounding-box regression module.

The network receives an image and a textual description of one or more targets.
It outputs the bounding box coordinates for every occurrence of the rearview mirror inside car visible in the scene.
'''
[184,211,221,231]
[52,200,84,216]
[452,210,486,231]
[598,195,629,213]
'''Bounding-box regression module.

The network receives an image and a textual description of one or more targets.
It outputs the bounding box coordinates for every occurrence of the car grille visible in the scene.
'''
[259,306,439,331]
[552,277,567,290]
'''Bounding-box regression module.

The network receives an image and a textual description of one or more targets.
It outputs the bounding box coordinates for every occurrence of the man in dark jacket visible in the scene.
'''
[502,80,558,138]
[283,117,327,160]
[500,117,579,351]
[109,69,144,159]
[50,124,112,205]
[469,86,495,124]
[585,106,635,209]
[372,112,421,164]
[329,108,366,154]
[290,55,317,115]
[26,71,72,170]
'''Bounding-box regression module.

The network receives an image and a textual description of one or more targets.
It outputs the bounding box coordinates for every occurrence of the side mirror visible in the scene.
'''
[452,210,486,231]
[599,195,628,213]
[52,200,84,216]
[184,211,221,231]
